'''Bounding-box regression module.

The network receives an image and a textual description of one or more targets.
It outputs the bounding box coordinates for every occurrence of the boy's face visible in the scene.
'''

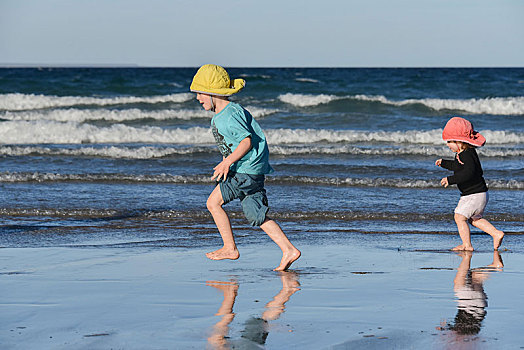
[196,93,213,111]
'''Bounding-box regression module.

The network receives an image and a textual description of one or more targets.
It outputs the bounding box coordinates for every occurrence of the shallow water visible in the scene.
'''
[1,235,524,349]
[1,68,523,249]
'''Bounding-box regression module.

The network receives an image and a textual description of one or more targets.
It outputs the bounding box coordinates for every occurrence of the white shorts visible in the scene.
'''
[455,192,488,220]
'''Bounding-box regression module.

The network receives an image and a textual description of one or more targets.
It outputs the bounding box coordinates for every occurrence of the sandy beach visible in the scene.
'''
[1,233,523,349]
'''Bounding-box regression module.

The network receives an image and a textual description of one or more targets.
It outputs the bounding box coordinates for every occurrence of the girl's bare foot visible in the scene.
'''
[493,231,504,251]
[274,249,301,271]
[451,244,474,251]
[206,247,240,260]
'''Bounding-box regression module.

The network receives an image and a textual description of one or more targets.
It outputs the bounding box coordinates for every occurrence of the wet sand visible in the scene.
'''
[1,234,524,349]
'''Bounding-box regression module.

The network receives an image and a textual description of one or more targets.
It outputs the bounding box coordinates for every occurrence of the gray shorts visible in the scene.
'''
[219,172,269,226]
[455,192,488,220]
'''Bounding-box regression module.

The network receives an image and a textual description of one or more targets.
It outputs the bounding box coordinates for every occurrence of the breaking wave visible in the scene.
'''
[1,172,521,189]
[1,144,521,159]
[0,93,194,111]
[279,93,524,115]
[0,105,277,122]
[1,122,522,145]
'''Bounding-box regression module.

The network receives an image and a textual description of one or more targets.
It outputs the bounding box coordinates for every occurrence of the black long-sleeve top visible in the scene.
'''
[440,148,488,196]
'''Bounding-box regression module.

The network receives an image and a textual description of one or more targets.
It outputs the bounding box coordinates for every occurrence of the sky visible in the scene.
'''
[0,0,523,67]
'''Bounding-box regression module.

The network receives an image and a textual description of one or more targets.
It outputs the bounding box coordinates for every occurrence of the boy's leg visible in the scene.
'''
[260,218,301,271]
[206,185,239,260]
[471,218,504,250]
[452,213,474,251]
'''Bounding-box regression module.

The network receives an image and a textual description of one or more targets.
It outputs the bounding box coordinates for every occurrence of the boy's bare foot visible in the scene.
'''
[206,248,240,261]
[493,231,504,251]
[274,249,301,271]
[451,244,474,251]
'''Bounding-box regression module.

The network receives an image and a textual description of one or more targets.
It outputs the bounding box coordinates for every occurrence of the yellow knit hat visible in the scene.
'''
[190,64,245,96]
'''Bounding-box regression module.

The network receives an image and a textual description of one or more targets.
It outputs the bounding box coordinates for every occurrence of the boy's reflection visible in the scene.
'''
[438,251,503,340]
[207,271,300,349]
[206,280,239,349]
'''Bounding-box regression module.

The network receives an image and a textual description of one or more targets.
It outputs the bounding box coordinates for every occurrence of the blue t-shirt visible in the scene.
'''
[211,102,273,175]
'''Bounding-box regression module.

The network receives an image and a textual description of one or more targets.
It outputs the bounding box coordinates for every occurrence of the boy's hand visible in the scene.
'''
[212,159,232,182]
[435,159,442,167]
[440,177,449,187]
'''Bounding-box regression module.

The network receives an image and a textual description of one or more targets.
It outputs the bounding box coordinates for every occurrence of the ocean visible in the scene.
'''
[0,68,523,249]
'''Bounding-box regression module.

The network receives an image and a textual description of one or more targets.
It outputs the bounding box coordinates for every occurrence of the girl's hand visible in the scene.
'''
[440,177,449,188]
[435,159,442,167]
[212,159,232,182]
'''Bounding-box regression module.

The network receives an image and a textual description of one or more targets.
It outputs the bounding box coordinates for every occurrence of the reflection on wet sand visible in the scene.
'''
[437,251,503,347]
[206,280,239,350]
[207,271,300,349]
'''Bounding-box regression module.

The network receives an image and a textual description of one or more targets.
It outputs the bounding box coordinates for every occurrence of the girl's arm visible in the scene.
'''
[447,151,475,185]
[440,158,460,171]
[212,136,252,181]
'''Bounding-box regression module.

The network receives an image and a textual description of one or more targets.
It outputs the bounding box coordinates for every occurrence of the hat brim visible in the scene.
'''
[190,78,245,97]
[443,134,486,147]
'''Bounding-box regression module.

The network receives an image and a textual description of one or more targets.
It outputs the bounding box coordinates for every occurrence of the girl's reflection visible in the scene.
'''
[438,251,503,341]
[207,271,300,349]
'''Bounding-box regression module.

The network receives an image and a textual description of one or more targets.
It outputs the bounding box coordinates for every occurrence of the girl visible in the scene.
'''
[435,117,504,251]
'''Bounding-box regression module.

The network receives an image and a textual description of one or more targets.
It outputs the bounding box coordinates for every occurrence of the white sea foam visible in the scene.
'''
[269,176,523,189]
[278,93,341,107]
[239,74,271,79]
[279,93,524,115]
[1,122,522,145]
[1,171,520,189]
[0,145,214,159]
[295,78,320,83]
[245,106,280,118]
[0,121,214,144]
[0,207,121,218]
[270,145,524,157]
[0,105,277,123]
[1,108,210,122]
[0,172,211,184]
[2,144,521,159]
[267,128,524,145]
[0,93,194,111]
[354,95,524,115]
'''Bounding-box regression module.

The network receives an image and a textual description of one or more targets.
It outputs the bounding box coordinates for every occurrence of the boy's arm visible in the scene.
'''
[212,136,252,181]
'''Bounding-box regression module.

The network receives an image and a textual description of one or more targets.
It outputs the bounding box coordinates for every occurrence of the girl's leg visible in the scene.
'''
[260,218,301,271]
[471,218,504,250]
[206,185,240,260]
[452,213,474,251]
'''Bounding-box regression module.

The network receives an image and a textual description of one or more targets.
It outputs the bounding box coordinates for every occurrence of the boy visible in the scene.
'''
[190,64,301,271]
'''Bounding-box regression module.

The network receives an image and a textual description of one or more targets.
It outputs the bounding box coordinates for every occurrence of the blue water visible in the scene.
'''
[0,68,523,248]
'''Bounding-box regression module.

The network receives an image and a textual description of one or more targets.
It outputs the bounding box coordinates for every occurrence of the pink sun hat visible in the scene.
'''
[442,117,486,147]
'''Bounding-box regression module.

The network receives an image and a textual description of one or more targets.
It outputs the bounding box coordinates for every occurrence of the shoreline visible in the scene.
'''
[2,235,524,349]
